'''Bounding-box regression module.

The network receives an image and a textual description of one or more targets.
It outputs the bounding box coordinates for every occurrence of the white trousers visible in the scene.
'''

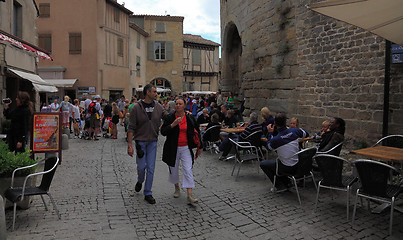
[168,146,195,189]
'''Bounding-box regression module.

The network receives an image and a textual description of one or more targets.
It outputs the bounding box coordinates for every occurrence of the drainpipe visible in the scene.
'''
[382,40,391,137]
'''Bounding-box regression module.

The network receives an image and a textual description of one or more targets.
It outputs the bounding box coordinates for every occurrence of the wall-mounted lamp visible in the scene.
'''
[131,62,141,75]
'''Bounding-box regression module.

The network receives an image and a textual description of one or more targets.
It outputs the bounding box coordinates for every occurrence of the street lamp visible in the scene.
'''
[131,62,141,75]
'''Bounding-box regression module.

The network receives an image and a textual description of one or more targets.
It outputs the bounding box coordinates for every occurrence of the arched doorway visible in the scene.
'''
[150,78,172,96]
[222,22,242,94]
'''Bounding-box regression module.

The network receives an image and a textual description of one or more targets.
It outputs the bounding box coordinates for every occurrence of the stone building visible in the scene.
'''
[129,23,148,97]
[183,34,220,92]
[36,0,149,101]
[0,0,56,116]
[220,0,403,144]
[130,15,184,94]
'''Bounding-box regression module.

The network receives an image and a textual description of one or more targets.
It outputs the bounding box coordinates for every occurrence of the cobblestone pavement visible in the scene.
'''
[4,126,403,239]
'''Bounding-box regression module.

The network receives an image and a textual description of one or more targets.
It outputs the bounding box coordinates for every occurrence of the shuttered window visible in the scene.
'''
[114,8,120,23]
[156,22,166,33]
[39,34,52,53]
[147,41,173,61]
[69,33,81,54]
[192,49,201,65]
[137,32,141,49]
[136,56,141,77]
[117,38,123,57]
[39,3,50,18]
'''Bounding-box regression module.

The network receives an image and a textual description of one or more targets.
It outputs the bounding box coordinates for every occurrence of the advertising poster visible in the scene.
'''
[32,113,61,152]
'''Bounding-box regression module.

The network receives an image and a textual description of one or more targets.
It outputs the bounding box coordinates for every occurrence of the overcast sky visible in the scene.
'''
[118,0,221,45]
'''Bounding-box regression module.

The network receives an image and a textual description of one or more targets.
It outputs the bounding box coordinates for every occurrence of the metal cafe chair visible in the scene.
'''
[314,154,358,220]
[229,138,261,181]
[352,159,402,235]
[272,147,318,205]
[4,157,61,231]
[372,135,403,149]
[202,125,222,154]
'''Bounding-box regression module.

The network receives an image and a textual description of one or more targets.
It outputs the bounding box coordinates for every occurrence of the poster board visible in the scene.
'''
[31,112,62,162]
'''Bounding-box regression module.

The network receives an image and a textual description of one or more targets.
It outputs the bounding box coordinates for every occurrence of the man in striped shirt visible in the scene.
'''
[218,112,262,160]
[260,113,308,189]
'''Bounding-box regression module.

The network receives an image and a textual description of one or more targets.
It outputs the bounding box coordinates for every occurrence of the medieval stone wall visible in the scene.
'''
[221,0,403,146]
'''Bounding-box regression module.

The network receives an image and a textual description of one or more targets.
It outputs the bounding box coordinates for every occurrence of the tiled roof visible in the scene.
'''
[130,14,184,22]
[129,23,149,37]
[106,0,133,14]
[183,34,220,47]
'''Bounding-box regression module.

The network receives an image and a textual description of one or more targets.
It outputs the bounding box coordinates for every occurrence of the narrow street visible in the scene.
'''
[4,125,403,239]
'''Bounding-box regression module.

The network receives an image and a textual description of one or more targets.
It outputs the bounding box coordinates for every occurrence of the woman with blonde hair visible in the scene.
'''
[289,117,300,128]
[60,95,72,129]
[261,107,274,137]
[111,102,120,139]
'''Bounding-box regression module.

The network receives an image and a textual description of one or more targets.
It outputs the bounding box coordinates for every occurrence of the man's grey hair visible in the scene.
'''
[203,108,208,112]
[250,112,258,122]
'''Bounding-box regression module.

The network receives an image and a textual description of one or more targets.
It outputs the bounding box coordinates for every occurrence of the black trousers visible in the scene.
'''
[260,159,298,187]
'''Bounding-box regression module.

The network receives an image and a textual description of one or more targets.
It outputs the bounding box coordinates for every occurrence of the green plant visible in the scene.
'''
[354,140,368,150]
[0,141,37,177]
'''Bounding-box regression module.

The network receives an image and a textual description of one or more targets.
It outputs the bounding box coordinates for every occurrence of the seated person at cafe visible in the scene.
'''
[261,107,274,137]
[202,113,221,149]
[318,117,345,155]
[289,117,299,128]
[218,112,261,160]
[223,109,237,127]
[197,108,210,125]
[311,120,331,143]
[260,113,309,190]
[210,102,224,122]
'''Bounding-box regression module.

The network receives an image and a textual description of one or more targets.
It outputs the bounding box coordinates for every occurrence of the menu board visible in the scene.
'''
[32,113,61,152]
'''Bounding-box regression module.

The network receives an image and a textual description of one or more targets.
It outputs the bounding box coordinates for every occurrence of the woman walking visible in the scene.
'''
[111,102,120,139]
[161,98,201,204]
[60,96,71,129]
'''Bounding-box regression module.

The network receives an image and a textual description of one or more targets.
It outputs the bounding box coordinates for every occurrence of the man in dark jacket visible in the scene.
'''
[127,84,167,204]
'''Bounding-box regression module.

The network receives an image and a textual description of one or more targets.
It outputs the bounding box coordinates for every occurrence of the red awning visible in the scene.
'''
[0,30,52,61]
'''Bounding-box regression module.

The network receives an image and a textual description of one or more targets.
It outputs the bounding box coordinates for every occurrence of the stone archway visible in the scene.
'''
[222,22,242,94]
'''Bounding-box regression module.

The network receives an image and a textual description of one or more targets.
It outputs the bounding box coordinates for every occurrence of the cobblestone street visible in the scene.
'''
[4,126,403,239]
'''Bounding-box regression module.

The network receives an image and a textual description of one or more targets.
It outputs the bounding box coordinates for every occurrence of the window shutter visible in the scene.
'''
[137,32,141,49]
[166,41,173,61]
[156,22,165,33]
[147,40,154,60]
[192,49,201,65]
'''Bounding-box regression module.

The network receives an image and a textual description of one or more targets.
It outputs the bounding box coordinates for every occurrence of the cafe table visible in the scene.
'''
[220,127,245,134]
[351,146,403,214]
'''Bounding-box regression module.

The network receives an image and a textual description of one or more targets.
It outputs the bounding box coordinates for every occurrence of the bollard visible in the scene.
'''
[63,127,71,139]
[0,196,6,240]
[61,134,69,150]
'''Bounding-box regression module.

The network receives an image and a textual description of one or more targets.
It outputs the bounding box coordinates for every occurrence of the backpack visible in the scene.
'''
[88,101,97,114]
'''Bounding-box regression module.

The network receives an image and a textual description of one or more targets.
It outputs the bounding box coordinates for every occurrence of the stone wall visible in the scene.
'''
[221,0,403,146]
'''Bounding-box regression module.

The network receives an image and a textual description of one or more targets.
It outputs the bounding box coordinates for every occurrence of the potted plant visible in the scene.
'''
[0,141,38,209]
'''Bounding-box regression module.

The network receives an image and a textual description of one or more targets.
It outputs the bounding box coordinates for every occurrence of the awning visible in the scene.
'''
[8,69,58,92]
[182,91,216,95]
[44,79,78,88]
[308,0,403,45]
[136,87,171,93]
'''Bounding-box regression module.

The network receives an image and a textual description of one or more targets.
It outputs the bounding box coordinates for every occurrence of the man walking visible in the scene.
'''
[118,95,126,125]
[127,84,167,204]
[87,95,102,141]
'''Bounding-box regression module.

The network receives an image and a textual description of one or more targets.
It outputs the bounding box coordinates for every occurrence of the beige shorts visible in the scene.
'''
[90,114,100,128]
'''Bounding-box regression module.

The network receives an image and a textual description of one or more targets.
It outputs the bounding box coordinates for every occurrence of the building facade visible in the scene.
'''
[0,0,55,116]
[183,34,220,92]
[36,0,149,101]
[220,0,403,145]
[129,23,148,97]
[130,15,184,94]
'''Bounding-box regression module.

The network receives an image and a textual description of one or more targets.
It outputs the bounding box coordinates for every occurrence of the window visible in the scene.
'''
[148,41,173,61]
[117,38,123,57]
[39,3,50,18]
[136,32,141,49]
[136,56,141,77]
[154,41,165,60]
[69,33,81,54]
[114,8,120,23]
[13,1,22,38]
[192,49,201,65]
[39,34,52,53]
[156,22,166,33]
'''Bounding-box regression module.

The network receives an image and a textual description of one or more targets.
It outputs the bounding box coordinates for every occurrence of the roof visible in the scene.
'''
[183,34,220,47]
[129,23,149,37]
[130,14,184,22]
[106,0,133,14]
